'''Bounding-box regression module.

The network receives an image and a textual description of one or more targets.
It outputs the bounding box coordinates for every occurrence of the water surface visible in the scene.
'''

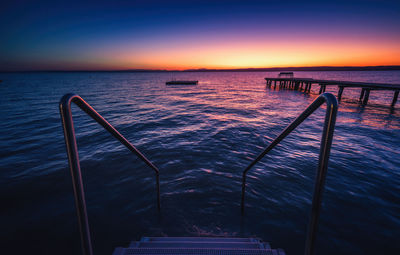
[0,71,399,255]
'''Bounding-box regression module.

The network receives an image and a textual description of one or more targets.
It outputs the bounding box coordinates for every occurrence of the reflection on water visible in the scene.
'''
[0,71,399,255]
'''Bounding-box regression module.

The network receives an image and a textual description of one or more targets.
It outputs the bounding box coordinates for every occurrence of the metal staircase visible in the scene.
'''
[59,92,338,255]
[113,237,285,255]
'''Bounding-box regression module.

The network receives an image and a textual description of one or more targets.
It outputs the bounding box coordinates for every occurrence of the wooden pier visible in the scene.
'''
[166,80,198,85]
[265,77,400,107]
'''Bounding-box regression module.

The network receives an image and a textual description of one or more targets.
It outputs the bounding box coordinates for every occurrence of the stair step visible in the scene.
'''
[113,247,286,255]
[140,237,260,243]
[133,241,265,249]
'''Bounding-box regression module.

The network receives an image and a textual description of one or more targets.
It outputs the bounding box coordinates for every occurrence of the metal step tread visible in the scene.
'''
[131,241,266,249]
[113,247,286,255]
[140,237,260,243]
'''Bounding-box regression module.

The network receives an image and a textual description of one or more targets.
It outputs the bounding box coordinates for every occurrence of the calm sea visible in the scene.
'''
[0,71,399,255]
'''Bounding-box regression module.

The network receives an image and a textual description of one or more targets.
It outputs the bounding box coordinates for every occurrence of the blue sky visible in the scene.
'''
[1,0,399,70]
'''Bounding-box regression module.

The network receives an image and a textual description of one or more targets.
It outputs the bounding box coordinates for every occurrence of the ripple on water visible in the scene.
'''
[0,71,399,255]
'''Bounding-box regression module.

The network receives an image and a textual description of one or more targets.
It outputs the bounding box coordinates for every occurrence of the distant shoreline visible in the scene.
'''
[1,66,400,73]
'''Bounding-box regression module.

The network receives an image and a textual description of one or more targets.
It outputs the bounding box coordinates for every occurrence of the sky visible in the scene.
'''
[1,0,400,71]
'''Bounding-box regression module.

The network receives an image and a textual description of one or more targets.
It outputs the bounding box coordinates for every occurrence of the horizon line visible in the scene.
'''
[2,65,400,73]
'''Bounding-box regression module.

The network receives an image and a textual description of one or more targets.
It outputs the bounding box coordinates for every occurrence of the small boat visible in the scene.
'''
[166,80,198,85]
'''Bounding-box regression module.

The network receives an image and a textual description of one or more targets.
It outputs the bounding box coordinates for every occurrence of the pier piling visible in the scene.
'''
[338,86,344,101]
[392,91,399,107]
[362,89,371,105]
[359,89,366,102]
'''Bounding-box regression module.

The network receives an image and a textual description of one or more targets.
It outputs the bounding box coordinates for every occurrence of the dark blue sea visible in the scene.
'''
[0,71,399,255]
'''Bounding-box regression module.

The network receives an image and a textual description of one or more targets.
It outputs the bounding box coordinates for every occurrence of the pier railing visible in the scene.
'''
[59,93,161,255]
[241,92,338,255]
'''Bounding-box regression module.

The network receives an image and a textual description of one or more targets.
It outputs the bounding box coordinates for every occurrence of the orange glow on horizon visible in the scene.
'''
[21,35,399,71]
[95,37,400,70]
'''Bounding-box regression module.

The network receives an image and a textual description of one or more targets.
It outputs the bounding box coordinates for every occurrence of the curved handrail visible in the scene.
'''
[59,93,161,255]
[241,92,338,255]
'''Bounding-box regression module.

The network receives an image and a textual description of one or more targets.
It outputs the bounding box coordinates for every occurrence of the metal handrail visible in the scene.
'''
[59,93,161,255]
[241,92,338,255]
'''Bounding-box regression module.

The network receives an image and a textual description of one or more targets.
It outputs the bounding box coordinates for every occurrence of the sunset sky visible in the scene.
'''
[1,0,400,71]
